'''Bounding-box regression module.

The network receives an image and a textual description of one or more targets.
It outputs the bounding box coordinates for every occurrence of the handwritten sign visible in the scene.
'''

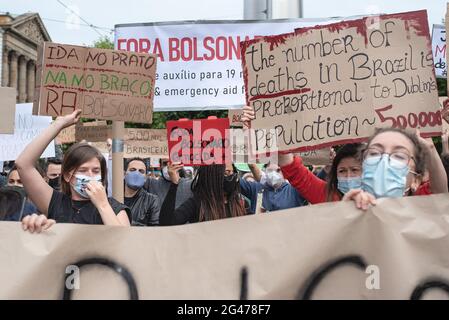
[432,24,446,78]
[228,108,244,127]
[242,10,440,154]
[34,42,157,123]
[296,148,331,166]
[75,123,112,142]
[2,194,449,299]
[124,128,168,158]
[55,125,76,144]
[0,103,55,161]
[167,118,230,165]
[0,87,16,134]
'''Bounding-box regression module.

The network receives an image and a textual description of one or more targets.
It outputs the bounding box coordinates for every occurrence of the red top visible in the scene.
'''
[414,181,431,196]
[281,156,341,204]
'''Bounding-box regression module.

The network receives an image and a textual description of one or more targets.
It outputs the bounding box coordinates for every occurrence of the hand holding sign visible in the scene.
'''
[442,98,449,124]
[54,109,82,129]
[240,105,255,129]
[167,162,183,185]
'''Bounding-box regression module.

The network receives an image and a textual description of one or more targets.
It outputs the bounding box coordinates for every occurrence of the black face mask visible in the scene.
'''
[223,173,238,195]
[48,177,61,191]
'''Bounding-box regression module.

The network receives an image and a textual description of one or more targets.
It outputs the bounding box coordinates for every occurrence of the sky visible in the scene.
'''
[1,0,447,46]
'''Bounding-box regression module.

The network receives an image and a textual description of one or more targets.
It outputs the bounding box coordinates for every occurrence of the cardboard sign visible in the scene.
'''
[167,118,230,165]
[0,103,55,161]
[34,42,157,123]
[0,87,16,134]
[432,24,446,78]
[438,96,449,132]
[89,141,109,154]
[114,18,352,111]
[242,10,441,154]
[75,123,112,142]
[2,194,449,299]
[124,128,168,158]
[55,125,76,144]
[228,108,244,127]
[296,148,331,166]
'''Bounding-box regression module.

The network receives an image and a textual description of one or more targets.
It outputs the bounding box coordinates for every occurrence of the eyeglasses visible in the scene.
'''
[363,147,415,169]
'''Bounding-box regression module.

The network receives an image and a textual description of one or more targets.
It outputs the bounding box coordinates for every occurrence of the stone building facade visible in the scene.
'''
[0,13,51,102]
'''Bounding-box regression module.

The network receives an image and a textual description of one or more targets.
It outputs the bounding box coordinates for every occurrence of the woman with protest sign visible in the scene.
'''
[159,162,248,225]
[241,106,448,207]
[241,106,364,204]
[15,110,131,232]
[341,128,448,210]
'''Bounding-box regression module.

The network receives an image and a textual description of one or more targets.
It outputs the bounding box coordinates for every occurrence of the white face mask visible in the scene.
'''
[162,166,171,181]
[265,171,284,188]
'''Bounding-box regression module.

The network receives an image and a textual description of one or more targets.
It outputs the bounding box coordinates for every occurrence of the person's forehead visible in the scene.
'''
[79,158,101,168]
[129,160,146,169]
[48,163,61,170]
[370,132,414,153]
[9,170,20,178]
[338,157,361,168]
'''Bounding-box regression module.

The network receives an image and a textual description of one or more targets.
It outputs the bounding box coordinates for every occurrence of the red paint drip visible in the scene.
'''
[249,88,311,102]
[295,18,369,46]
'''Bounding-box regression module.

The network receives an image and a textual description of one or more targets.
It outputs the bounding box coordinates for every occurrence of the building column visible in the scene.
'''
[26,60,35,102]
[9,51,18,93]
[18,55,28,103]
[1,47,9,87]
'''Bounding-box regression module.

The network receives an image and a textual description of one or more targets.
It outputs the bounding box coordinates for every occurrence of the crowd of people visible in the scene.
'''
[1,105,449,233]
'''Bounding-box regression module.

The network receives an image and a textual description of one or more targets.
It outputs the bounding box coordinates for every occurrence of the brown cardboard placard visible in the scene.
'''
[241,10,440,155]
[1,194,449,299]
[123,128,168,158]
[34,42,156,124]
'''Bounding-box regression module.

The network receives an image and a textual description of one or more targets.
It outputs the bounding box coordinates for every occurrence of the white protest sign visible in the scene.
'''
[432,24,446,78]
[0,87,16,134]
[115,18,350,111]
[0,103,55,161]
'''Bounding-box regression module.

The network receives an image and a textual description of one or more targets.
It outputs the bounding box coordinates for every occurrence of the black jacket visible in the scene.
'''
[126,189,160,226]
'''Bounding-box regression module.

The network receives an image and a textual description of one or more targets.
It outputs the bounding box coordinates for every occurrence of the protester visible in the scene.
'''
[124,157,160,226]
[15,110,131,231]
[6,166,23,187]
[242,172,256,183]
[241,106,447,205]
[44,158,62,191]
[144,158,193,209]
[159,162,249,225]
[441,130,449,191]
[240,163,305,213]
[342,128,448,210]
[0,186,37,222]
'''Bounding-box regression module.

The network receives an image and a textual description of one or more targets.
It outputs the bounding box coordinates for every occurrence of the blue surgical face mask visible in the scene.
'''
[73,174,102,199]
[125,171,145,190]
[361,155,409,198]
[337,176,362,194]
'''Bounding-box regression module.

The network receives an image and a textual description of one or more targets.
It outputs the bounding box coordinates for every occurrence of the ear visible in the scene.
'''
[63,171,73,183]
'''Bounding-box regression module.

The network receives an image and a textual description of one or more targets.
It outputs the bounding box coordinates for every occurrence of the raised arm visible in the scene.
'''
[416,130,448,194]
[442,130,449,156]
[15,110,81,215]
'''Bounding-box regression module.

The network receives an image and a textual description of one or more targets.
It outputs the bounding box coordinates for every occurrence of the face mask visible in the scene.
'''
[223,173,238,194]
[125,171,145,190]
[337,176,362,194]
[73,174,102,199]
[48,177,61,191]
[265,171,284,188]
[361,155,409,198]
[162,166,171,181]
